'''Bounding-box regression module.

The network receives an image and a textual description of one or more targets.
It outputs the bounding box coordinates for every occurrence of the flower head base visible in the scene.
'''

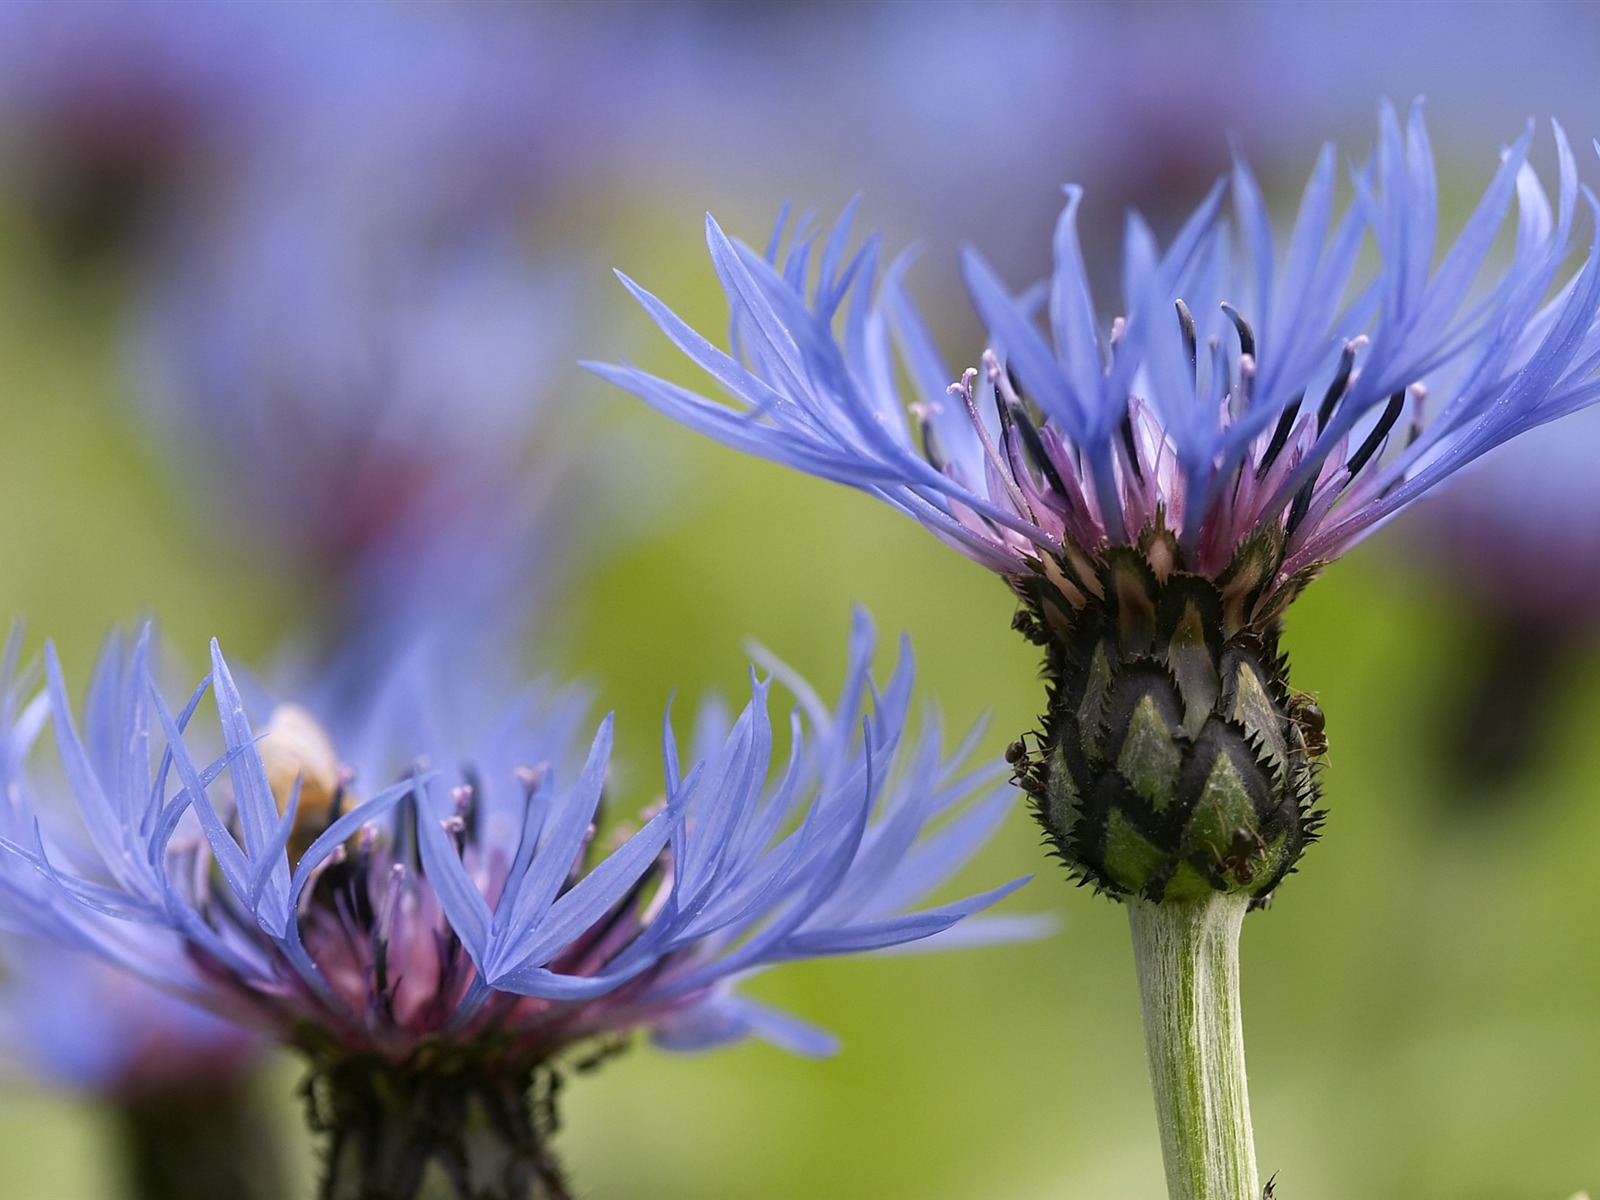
[1008,524,1325,904]
[0,940,262,1100]
[594,103,1600,905]
[0,615,1026,1070]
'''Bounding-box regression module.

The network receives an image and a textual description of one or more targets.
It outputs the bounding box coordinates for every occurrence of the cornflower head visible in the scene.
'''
[0,634,279,1200]
[0,614,1027,1199]
[1392,403,1600,791]
[137,167,571,671]
[0,943,289,1200]
[1408,403,1600,637]
[0,3,624,260]
[0,940,259,1099]
[593,102,1600,909]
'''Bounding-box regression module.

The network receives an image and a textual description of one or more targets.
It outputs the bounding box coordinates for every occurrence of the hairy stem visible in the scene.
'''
[307,1054,571,1200]
[1127,894,1259,1200]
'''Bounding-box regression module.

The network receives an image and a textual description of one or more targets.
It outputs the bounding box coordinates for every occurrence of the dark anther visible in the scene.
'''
[994,389,1016,440]
[1006,364,1025,399]
[1285,475,1316,538]
[1344,390,1406,478]
[1256,391,1305,479]
[1003,399,1070,497]
[372,936,390,1000]
[1316,343,1358,433]
[459,767,482,843]
[1220,302,1255,359]
[918,415,948,473]
[1119,411,1146,484]
[394,797,420,872]
[559,864,662,965]
[1210,336,1236,414]
[1174,299,1198,378]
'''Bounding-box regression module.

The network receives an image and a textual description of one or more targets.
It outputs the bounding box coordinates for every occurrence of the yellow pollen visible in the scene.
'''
[257,704,344,859]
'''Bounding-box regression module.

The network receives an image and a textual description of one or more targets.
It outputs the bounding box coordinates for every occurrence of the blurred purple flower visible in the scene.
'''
[1409,406,1600,636]
[135,172,572,666]
[0,2,272,243]
[0,943,284,1200]
[0,940,259,1100]
[0,634,278,1199]
[0,3,631,251]
[1391,406,1600,790]
[640,1,1600,286]
[0,638,258,1099]
[3,2,657,678]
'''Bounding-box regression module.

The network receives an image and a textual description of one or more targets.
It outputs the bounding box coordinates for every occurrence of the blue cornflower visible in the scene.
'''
[0,614,1027,1196]
[0,942,260,1099]
[0,944,284,1200]
[1389,403,1600,791]
[596,102,1600,589]
[0,3,623,256]
[136,174,572,675]
[0,633,279,1199]
[1409,402,1600,635]
[593,103,1600,905]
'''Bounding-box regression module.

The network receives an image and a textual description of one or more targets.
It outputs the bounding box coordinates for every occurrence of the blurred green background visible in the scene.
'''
[3,3,1600,1198]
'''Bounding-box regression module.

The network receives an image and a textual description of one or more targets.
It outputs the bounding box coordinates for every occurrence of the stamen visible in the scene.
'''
[515,764,549,797]
[1209,337,1231,420]
[917,413,948,473]
[457,769,482,844]
[1316,342,1358,432]
[443,814,468,856]
[1285,477,1316,539]
[956,363,1032,518]
[372,936,390,1000]
[1009,402,1070,497]
[990,356,1070,497]
[1237,352,1256,415]
[1403,383,1428,448]
[1175,300,1198,380]
[1344,391,1406,478]
[1220,303,1255,359]
[1119,411,1146,485]
[1257,390,1305,479]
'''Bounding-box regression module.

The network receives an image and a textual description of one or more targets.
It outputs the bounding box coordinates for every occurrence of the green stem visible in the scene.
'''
[305,1054,571,1200]
[115,1078,287,1200]
[1127,893,1259,1200]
